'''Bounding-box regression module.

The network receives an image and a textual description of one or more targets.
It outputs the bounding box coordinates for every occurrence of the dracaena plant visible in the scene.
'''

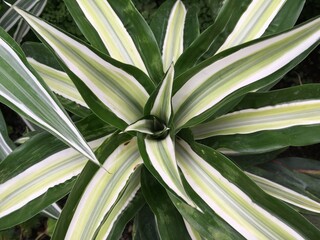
[0,0,320,239]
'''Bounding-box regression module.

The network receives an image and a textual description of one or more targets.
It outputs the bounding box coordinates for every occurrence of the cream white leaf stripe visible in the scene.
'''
[0,0,39,31]
[0,136,108,218]
[173,18,320,128]
[124,119,155,135]
[145,135,194,207]
[65,138,142,240]
[0,133,13,157]
[162,0,186,72]
[217,0,286,53]
[246,172,320,214]
[193,99,320,139]
[151,64,175,123]
[27,58,88,108]
[183,219,202,240]
[76,0,148,75]
[96,167,141,239]
[176,139,304,239]
[15,7,149,124]
[42,202,62,220]
[0,37,97,163]
[13,0,47,43]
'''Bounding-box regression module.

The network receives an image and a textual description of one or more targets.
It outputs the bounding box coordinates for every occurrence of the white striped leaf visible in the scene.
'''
[0,107,62,222]
[63,138,142,240]
[0,136,107,220]
[13,0,47,43]
[173,17,320,129]
[263,0,306,37]
[64,0,164,83]
[104,191,145,240]
[183,219,202,240]
[216,0,286,53]
[124,119,155,135]
[150,64,174,124]
[167,190,243,239]
[0,110,14,161]
[174,0,252,76]
[124,118,169,139]
[202,84,320,154]
[193,99,320,139]
[74,0,148,75]
[0,0,39,31]
[96,167,141,240]
[138,134,194,207]
[161,0,186,72]
[246,172,320,213]
[14,7,150,125]
[27,58,88,108]
[42,203,61,220]
[0,28,98,164]
[176,138,320,239]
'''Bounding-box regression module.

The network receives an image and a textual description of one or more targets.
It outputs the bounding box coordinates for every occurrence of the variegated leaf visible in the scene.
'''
[13,0,47,43]
[73,0,148,74]
[193,99,320,139]
[0,28,98,164]
[96,167,142,239]
[176,138,320,239]
[14,7,150,125]
[168,189,243,239]
[173,17,320,129]
[138,134,194,207]
[174,0,252,76]
[246,172,320,213]
[42,203,61,220]
[0,0,39,31]
[0,110,15,161]
[64,0,164,83]
[216,0,286,53]
[161,0,186,72]
[0,136,107,220]
[27,58,87,108]
[183,219,202,240]
[150,64,174,124]
[60,138,142,240]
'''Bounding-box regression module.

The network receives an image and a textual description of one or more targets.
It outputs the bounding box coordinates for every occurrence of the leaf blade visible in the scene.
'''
[193,99,320,139]
[53,135,143,240]
[73,0,148,75]
[173,17,320,129]
[14,7,150,125]
[0,27,98,164]
[176,136,320,239]
[246,172,320,213]
[27,58,87,108]
[138,134,194,207]
[216,0,286,53]
[161,0,186,72]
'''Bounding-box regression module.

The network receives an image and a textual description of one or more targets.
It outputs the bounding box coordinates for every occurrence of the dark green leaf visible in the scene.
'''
[133,204,160,240]
[141,167,191,240]
[168,192,243,239]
